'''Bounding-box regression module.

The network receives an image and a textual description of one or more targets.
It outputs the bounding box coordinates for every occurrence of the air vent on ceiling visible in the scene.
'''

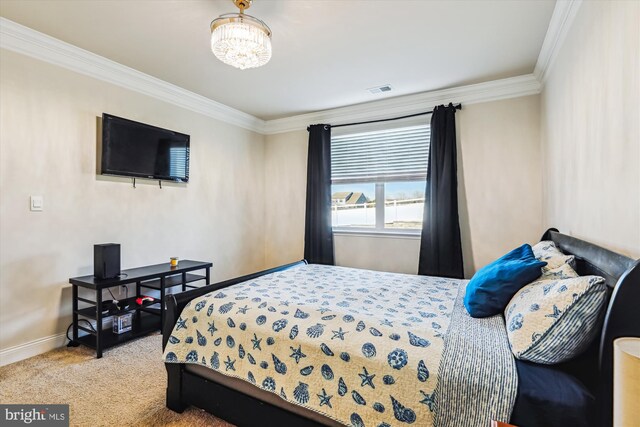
[367,84,393,94]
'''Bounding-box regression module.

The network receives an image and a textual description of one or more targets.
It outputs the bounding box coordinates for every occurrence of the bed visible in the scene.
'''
[162,229,639,427]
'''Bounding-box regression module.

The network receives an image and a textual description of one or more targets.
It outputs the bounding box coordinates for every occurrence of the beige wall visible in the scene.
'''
[540,0,640,258]
[263,95,543,277]
[264,130,308,267]
[458,95,543,275]
[0,50,266,358]
[334,234,421,274]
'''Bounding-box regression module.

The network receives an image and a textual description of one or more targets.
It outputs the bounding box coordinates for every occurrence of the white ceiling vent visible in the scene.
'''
[367,84,393,94]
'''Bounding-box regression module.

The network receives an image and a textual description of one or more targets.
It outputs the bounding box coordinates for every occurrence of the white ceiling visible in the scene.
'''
[0,0,555,120]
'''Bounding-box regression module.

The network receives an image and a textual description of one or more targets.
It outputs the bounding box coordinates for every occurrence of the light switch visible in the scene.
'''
[30,195,43,212]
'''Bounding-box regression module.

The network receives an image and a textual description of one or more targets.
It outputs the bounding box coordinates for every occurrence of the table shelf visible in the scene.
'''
[139,273,206,290]
[69,259,212,358]
[75,296,161,320]
[75,312,161,351]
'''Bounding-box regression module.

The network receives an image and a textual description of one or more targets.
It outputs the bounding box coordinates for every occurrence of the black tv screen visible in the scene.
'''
[101,114,190,182]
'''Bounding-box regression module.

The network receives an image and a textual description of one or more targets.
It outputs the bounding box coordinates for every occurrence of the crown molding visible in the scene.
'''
[0,17,266,133]
[534,0,583,85]
[263,74,541,134]
[1,15,557,137]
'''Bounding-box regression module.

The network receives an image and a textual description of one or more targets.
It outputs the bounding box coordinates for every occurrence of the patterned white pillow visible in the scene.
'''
[533,240,576,271]
[504,264,607,364]
[539,263,578,280]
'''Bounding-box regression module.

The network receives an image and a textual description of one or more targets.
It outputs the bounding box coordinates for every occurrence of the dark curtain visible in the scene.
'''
[304,124,335,265]
[418,104,464,278]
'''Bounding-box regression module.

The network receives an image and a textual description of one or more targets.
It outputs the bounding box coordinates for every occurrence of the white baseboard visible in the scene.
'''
[0,333,67,367]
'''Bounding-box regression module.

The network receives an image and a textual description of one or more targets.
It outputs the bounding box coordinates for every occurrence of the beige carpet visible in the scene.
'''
[0,334,233,427]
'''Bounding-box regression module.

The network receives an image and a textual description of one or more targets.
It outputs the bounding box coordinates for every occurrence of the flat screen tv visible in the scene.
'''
[101,113,190,183]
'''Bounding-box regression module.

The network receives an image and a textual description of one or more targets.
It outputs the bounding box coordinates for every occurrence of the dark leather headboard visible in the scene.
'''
[541,228,639,427]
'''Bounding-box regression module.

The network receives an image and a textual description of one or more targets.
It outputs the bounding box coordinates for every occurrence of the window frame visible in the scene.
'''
[330,118,428,237]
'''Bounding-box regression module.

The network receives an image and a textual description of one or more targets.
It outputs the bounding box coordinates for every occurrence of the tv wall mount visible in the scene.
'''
[131,177,163,189]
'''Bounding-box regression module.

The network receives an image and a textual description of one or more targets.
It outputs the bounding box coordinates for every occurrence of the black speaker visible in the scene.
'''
[94,243,121,279]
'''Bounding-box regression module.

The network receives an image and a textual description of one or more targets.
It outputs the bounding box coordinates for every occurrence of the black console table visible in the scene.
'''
[69,260,212,358]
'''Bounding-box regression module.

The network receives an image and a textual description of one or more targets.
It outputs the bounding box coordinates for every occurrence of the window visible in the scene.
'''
[384,181,425,230]
[331,183,375,228]
[331,125,429,233]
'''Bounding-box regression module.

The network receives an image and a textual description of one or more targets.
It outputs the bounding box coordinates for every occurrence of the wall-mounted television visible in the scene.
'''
[101,113,190,183]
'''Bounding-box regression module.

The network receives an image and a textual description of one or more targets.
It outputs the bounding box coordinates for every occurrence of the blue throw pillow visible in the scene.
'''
[464,244,546,318]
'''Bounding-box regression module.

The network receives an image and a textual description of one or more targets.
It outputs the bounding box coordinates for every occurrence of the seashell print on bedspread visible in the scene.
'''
[163,264,460,426]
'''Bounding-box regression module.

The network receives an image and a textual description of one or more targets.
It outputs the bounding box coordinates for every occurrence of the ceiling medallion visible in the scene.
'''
[210,0,272,70]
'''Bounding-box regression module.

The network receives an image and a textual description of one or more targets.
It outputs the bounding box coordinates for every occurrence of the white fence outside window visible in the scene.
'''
[332,198,424,229]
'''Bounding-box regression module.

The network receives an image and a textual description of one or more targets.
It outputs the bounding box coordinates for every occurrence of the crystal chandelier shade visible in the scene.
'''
[210,2,272,70]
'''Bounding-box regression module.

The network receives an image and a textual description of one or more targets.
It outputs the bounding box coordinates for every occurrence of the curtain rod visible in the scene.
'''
[307,103,461,131]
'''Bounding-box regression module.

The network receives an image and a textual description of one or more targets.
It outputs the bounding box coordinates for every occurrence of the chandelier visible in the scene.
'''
[210,0,272,70]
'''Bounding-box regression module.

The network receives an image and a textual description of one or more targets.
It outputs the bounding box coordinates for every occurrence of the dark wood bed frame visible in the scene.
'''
[163,229,639,427]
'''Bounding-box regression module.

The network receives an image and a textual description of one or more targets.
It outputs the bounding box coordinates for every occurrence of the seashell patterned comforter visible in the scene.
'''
[163,264,516,427]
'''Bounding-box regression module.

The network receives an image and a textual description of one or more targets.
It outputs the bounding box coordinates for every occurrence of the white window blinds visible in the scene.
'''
[331,125,430,183]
